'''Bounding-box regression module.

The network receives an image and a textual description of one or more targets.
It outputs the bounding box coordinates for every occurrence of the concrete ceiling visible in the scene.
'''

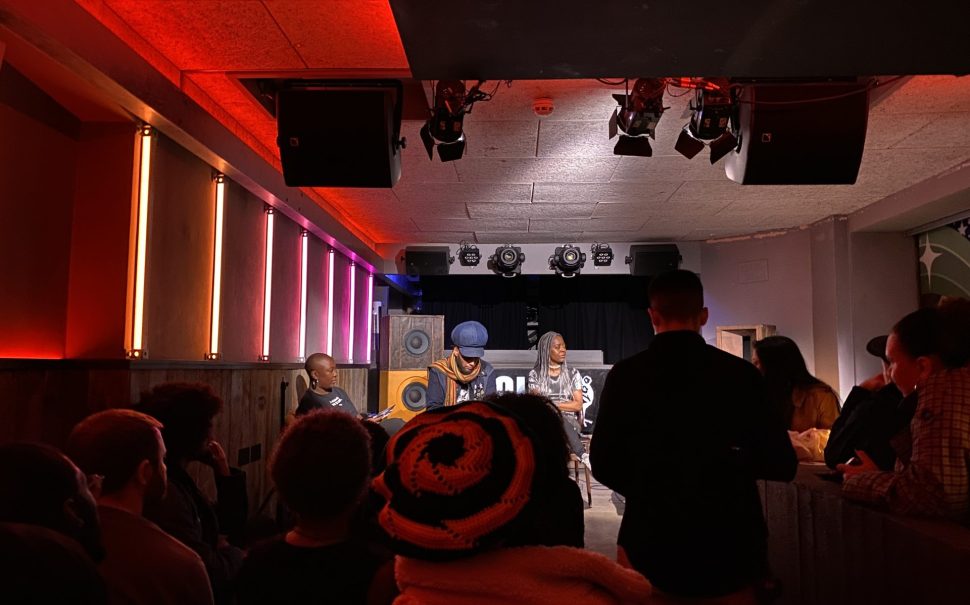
[32,1,970,245]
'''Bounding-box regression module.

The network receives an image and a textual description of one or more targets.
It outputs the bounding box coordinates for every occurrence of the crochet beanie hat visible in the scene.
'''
[373,400,537,560]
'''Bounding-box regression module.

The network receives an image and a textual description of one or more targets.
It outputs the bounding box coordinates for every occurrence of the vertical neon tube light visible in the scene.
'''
[365,273,374,364]
[259,206,275,361]
[206,174,226,360]
[298,230,309,361]
[326,248,335,355]
[348,262,356,362]
[128,125,153,359]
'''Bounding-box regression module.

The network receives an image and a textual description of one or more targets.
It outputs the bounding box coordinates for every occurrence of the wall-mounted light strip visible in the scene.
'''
[127,125,154,359]
[348,262,356,362]
[259,206,275,361]
[205,174,226,360]
[365,273,374,364]
[326,248,335,355]
[298,229,309,362]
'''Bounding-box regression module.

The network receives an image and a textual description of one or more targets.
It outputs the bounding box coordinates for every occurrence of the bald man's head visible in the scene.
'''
[305,353,337,391]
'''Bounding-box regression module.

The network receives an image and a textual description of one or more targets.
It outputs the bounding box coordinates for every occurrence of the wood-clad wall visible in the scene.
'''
[0,361,370,517]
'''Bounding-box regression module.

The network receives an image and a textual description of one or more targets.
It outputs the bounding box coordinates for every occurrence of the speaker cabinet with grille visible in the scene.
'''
[276,81,403,188]
[380,315,445,370]
[724,82,869,185]
[626,244,682,276]
[379,370,428,423]
[404,246,452,276]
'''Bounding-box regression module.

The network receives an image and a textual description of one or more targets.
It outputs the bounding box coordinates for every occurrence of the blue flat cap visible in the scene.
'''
[452,321,488,358]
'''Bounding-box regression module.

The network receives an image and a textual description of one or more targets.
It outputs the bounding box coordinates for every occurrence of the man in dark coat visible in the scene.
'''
[591,270,798,601]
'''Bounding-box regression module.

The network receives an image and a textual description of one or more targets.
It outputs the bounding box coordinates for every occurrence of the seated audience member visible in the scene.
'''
[66,409,213,605]
[753,335,841,432]
[296,353,359,417]
[137,383,246,604]
[824,335,906,470]
[375,400,653,605]
[486,392,585,548]
[528,331,590,468]
[235,411,395,605]
[841,307,970,521]
[0,443,107,604]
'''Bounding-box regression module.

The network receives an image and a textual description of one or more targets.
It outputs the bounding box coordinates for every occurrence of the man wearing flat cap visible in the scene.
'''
[426,321,497,409]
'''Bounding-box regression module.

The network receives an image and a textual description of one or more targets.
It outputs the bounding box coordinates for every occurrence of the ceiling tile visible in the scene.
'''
[870,76,970,114]
[263,0,407,69]
[892,113,970,149]
[467,203,594,219]
[865,112,938,149]
[105,0,305,70]
[475,232,583,244]
[455,157,619,183]
[537,120,617,157]
[390,231,477,244]
[461,121,539,158]
[611,154,727,182]
[533,181,680,204]
[393,182,533,204]
[529,217,646,233]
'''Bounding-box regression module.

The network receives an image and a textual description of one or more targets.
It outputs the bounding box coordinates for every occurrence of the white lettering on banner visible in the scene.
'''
[581,375,595,428]
[495,375,528,393]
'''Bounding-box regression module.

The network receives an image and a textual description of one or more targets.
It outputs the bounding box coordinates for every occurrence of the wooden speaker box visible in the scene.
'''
[379,369,428,423]
[380,315,445,370]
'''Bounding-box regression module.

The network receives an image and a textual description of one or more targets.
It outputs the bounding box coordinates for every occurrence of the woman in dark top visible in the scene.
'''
[235,411,395,605]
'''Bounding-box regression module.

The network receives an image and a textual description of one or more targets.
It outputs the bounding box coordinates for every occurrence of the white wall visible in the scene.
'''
[700,230,816,372]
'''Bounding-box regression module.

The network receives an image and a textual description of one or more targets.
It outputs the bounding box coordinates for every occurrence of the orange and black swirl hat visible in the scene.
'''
[373,400,537,560]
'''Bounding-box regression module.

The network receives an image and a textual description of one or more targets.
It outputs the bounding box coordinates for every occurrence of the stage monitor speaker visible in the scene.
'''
[627,244,681,276]
[276,81,403,188]
[404,246,452,276]
[379,370,428,423]
[725,82,869,185]
[380,314,445,370]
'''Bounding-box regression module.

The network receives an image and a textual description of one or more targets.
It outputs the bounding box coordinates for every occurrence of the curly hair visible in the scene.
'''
[271,410,371,519]
[136,382,223,462]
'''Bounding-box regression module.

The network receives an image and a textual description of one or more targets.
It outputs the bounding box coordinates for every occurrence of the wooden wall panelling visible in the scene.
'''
[337,367,368,414]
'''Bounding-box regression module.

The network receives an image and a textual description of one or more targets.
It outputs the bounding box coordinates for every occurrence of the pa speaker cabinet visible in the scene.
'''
[380,314,445,370]
[276,81,403,188]
[725,82,869,185]
[379,370,428,423]
[404,246,452,276]
[627,244,681,276]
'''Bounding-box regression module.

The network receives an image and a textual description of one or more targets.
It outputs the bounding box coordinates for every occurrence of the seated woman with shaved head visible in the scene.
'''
[296,353,359,418]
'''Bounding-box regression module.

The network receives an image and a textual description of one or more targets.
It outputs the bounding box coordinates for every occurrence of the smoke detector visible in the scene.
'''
[533,97,554,117]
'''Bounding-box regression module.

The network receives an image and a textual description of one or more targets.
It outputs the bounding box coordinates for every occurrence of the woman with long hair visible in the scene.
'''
[528,332,588,466]
[752,336,840,431]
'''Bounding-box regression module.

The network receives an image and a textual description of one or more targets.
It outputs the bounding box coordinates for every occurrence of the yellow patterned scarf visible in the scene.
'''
[430,350,482,406]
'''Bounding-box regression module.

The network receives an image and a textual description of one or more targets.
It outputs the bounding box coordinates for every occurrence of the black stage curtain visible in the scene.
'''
[417,275,653,362]
[536,276,653,364]
[419,276,531,350]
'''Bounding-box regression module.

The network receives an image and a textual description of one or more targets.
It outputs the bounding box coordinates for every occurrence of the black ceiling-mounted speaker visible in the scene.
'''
[276,80,404,188]
[724,82,869,185]
[626,244,682,276]
[404,246,453,276]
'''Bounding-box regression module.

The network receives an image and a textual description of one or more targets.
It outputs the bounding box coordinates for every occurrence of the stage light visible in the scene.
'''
[591,242,615,267]
[260,206,275,362]
[298,229,309,362]
[675,85,739,164]
[127,124,154,360]
[488,244,525,278]
[420,79,499,162]
[458,241,482,266]
[608,78,666,157]
[206,173,226,360]
[550,244,586,278]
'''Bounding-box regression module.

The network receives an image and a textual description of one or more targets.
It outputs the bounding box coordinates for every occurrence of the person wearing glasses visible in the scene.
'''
[426,321,497,409]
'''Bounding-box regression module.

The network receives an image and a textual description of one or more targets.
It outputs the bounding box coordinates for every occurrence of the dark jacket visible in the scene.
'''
[590,331,797,598]
[144,465,247,605]
[425,361,497,409]
[824,384,912,470]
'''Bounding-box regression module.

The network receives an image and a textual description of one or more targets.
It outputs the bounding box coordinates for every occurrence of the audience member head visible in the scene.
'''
[647,270,707,333]
[359,420,390,476]
[137,382,222,465]
[865,335,891,383]
[888,308,945,396]
[753,336,821,426]
[486,392,570,473]
[66,409,167,512]
[450,321,488,373]
[374,400,543,560]
[937,296,970,368]
[0,442,103,560]
[271,411,372,523]
[305,353,337,391]
[534,331,569,375]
